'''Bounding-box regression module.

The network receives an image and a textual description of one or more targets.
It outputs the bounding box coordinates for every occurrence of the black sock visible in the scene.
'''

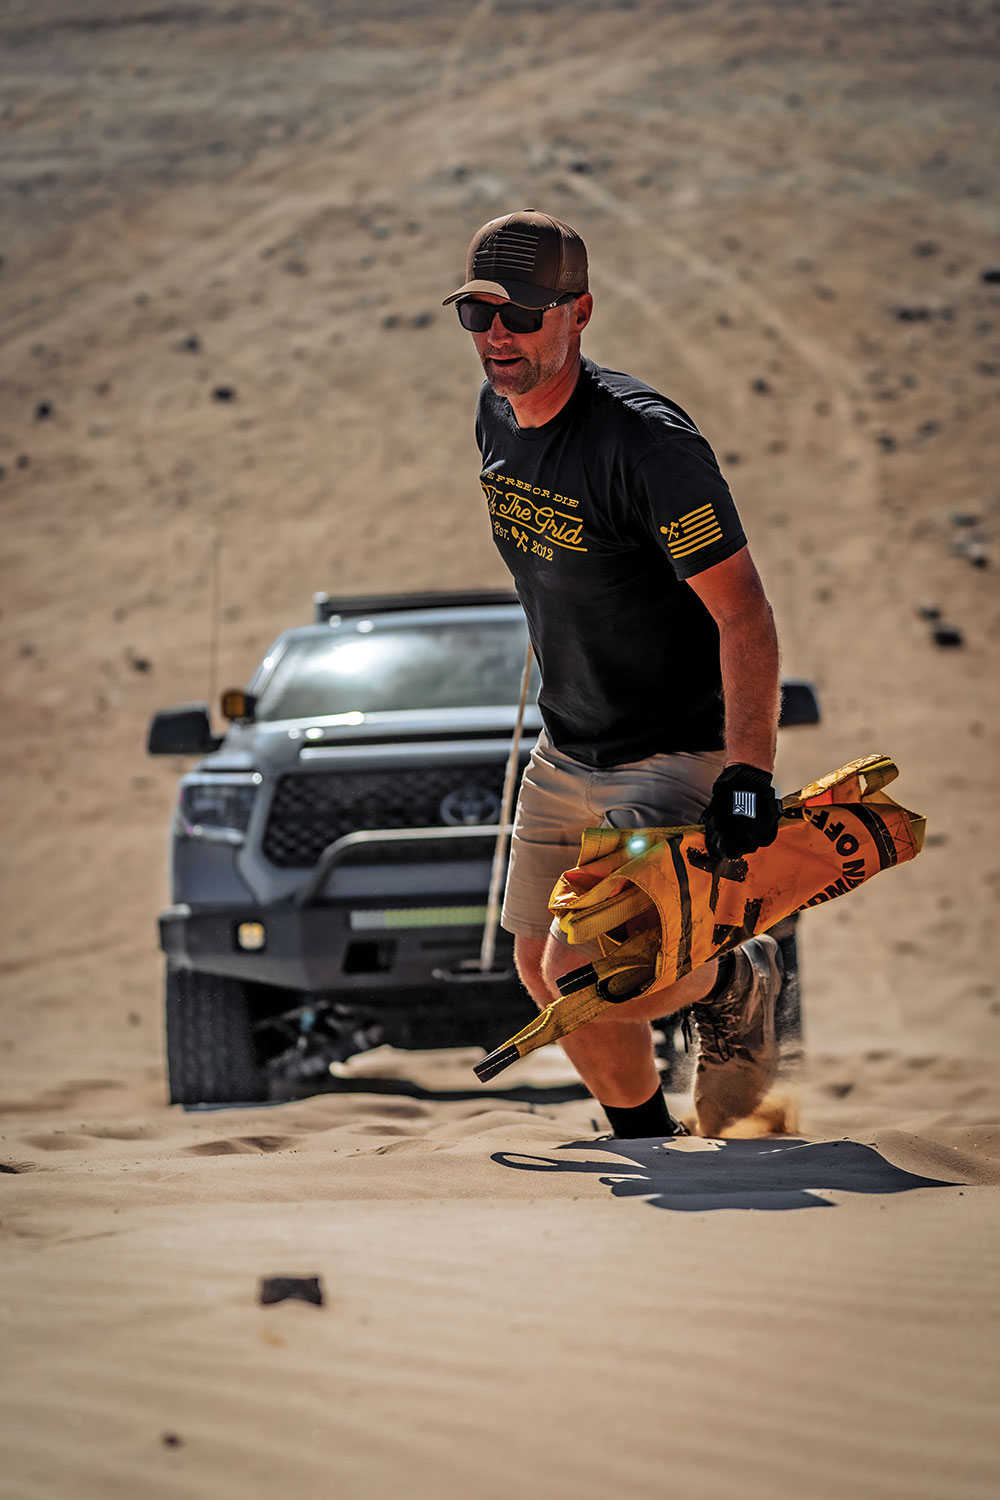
[698,951,735,1005]
[603,1086,677,1139]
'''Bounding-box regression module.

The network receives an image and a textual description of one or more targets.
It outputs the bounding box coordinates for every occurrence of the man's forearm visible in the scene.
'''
[718,601,780,773]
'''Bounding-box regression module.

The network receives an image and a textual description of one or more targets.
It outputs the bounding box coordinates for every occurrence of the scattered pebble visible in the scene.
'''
[383,311,434,330]
[750,377,771,394]
[16,455,30,468]
[212,386,236,402]
[980,268,1000,285]
[916,604,941,621]
[177,334,201,353]
[913,240,940,257]
[952,537,989,568]
[35,400,53,420]
[161,1433,183,1449]
[892,305,932,322]
[951,510,980,527]
[258,1275,324,1306]
[932,623,964,648]
[877,432,896,451]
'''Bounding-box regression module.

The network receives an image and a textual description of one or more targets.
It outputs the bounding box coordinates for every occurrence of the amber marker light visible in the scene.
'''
[236,922,266,951]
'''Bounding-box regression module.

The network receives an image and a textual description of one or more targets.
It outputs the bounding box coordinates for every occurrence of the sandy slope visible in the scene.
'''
[1,2,999,1497]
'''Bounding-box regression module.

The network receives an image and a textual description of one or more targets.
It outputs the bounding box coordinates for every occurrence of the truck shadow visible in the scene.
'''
[490,1137,957,1211]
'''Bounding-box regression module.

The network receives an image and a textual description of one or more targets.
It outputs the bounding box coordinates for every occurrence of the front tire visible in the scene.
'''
[165,966,266,1105]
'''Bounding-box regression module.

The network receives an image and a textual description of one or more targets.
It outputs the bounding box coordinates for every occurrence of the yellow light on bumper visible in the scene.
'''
[236,921,266,951]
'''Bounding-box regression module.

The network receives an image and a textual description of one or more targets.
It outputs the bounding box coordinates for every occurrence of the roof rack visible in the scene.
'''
[312,588,520,624]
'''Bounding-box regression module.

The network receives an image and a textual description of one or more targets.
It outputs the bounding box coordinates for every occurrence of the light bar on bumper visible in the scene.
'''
[349,905,489,931]
[177,772,262,844]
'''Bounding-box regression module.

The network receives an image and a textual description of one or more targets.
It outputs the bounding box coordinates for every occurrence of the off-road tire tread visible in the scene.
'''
[165,966,265,1105]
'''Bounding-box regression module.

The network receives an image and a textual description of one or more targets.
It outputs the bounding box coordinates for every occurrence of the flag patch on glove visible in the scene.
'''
[733,790,757,817]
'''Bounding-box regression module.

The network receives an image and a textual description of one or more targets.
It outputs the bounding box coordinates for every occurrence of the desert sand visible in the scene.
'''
[1,2,999,1497]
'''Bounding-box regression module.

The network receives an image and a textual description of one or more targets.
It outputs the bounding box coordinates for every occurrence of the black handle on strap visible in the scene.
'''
[473,1043,521,1082]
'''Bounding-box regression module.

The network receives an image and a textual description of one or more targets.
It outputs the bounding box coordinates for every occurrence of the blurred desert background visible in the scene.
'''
[1,3,998,1498]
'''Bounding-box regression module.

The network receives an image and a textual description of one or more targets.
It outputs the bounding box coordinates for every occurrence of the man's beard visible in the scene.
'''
[482,353,539,397]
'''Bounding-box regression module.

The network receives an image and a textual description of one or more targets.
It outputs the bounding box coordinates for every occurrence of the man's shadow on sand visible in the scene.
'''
[490,1137,956,1211]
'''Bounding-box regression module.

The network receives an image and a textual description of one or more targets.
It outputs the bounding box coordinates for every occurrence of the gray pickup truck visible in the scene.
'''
[148,589,818,1105]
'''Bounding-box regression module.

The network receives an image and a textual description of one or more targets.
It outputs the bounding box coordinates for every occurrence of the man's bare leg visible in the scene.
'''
[514,934,718,1109]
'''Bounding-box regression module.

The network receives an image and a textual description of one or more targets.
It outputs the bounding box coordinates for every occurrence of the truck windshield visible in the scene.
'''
[253,615,539,721]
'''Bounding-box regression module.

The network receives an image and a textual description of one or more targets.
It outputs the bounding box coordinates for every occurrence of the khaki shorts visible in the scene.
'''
[502,730,725,947]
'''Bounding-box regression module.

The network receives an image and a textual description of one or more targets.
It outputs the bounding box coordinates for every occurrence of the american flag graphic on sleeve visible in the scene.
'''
[660,502,724,560]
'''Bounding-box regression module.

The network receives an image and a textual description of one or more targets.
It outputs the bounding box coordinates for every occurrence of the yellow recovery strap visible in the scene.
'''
[474,754,924,1082]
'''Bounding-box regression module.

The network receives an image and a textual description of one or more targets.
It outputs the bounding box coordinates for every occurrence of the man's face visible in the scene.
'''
[466,293,582,398]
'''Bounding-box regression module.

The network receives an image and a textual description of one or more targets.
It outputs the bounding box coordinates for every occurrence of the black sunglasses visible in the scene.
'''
[457,294,576,335]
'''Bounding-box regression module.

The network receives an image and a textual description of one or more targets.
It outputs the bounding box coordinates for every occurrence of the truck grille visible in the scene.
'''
[262,763,520,868]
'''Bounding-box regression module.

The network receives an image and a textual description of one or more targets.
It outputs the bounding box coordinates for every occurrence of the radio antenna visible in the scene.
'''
[207,535,222,715]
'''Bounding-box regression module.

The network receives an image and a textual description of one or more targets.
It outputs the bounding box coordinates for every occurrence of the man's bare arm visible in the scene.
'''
[686,545,780,772]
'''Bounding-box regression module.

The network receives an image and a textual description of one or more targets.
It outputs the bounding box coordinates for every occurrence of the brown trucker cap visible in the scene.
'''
[442,209,589,309]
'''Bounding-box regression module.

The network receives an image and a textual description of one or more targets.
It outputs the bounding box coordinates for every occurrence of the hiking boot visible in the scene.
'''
[690,935,783,1136]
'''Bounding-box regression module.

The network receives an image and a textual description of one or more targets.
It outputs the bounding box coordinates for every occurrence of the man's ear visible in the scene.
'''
[574,292,594,333]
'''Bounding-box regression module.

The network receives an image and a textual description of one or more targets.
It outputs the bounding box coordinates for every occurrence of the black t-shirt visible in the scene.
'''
[475,357,746,767]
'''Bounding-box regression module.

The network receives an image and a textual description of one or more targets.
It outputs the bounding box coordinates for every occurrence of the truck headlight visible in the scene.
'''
[177,773,262,844]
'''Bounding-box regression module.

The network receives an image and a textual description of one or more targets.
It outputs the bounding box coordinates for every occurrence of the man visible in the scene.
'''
[444,209,784,1139]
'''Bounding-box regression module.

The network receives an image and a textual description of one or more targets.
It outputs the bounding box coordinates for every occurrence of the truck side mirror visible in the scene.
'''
[778,679,821,729]
[147,704,220,755]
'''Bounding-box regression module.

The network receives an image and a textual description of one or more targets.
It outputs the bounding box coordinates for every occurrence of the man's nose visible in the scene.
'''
[485,311,514,343]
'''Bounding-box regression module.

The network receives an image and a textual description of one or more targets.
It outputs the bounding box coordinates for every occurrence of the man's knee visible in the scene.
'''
[539,934,586,992]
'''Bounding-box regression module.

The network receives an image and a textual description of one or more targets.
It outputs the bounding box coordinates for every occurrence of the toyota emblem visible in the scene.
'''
[439,785,502,826]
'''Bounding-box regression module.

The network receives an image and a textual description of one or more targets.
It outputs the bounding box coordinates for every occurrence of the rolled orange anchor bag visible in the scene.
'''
[474,755,925,1081]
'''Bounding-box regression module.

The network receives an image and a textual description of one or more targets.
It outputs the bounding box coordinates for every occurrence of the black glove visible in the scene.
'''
[703,763,782,861]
